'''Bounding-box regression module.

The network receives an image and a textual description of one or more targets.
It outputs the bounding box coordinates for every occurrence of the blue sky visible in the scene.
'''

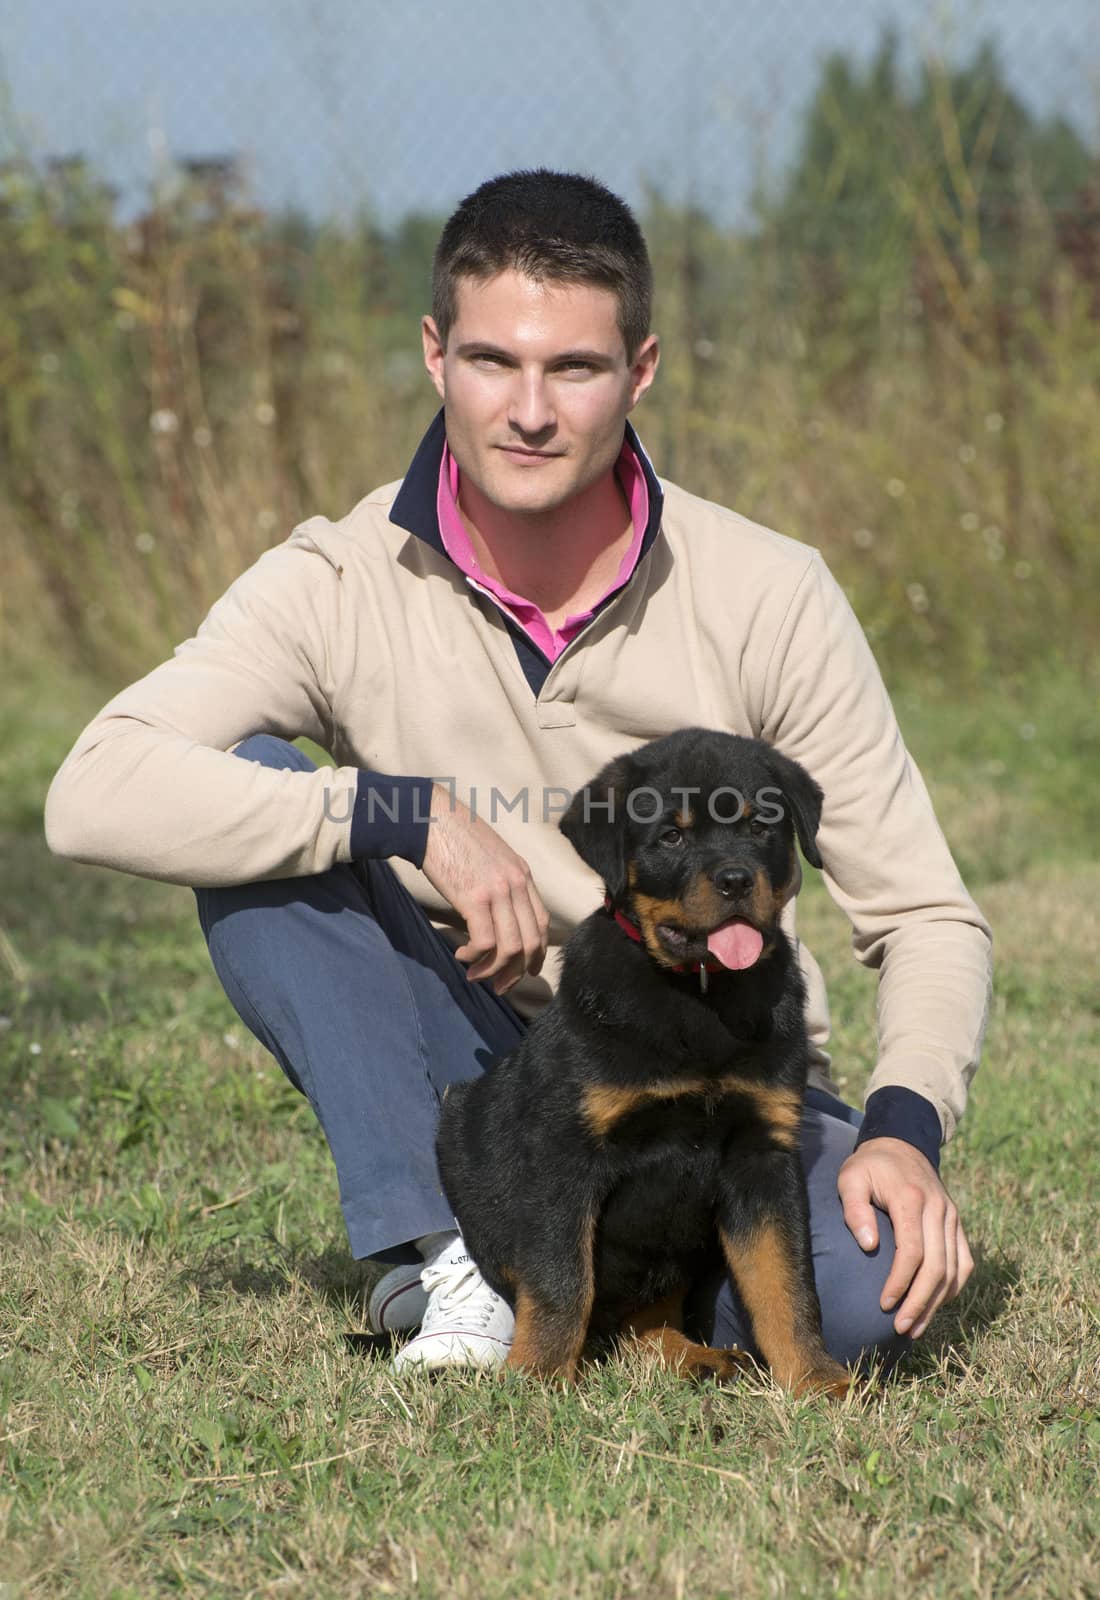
[2,0,1096,224]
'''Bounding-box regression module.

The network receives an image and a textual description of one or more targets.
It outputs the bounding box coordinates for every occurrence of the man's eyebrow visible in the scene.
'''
[454,341,614,364]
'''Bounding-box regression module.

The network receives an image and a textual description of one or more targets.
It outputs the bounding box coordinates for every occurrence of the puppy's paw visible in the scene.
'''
[692,1345,756,1384]
[791,1359,852,1401]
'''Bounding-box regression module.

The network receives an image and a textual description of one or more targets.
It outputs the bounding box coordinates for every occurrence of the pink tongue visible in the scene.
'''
[706,918,764,970]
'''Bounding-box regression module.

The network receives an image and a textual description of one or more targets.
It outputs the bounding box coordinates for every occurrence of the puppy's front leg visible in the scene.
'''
[506,1199,600,1382]
[717,1143,850,1400]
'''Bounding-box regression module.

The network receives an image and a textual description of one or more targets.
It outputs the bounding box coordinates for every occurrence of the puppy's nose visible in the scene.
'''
[714,865,753,898]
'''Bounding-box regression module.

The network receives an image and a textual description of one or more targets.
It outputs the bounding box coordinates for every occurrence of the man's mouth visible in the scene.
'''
[656,916,765,971]
[497,445,563,461]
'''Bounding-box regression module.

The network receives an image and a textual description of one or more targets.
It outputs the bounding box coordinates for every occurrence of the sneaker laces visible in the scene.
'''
[420,1251,504,1329]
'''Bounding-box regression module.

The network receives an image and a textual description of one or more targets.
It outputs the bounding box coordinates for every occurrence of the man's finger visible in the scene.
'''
[467,889,524,985]
[453,897,498,969]
[492,884,539,993]
[893,1197,948,1332]
[508,880,548,982]
[943,1202,959,1296]
[526,883,551,977]
[879,1183,926,1310]
[908,1204,961,1339]
[957,1220,975,1291]
[837,1164,880,1252]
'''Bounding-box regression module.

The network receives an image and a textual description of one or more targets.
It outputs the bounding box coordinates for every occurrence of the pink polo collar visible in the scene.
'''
[436,436,649,663]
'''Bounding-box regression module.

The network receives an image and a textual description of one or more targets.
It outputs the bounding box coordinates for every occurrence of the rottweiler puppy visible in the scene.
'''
[435,728,850,1399]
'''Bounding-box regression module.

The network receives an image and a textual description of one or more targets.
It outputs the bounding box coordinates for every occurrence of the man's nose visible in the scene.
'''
[508,370,555,436]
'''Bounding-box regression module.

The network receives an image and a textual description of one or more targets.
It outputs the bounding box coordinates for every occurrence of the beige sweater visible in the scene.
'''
[45,463,992,1146]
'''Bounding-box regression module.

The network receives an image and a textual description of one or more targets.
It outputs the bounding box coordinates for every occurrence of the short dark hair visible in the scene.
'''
[431,169,652,359]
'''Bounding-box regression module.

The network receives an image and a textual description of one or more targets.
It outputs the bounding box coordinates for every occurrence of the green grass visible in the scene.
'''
[2,662,1099,1598]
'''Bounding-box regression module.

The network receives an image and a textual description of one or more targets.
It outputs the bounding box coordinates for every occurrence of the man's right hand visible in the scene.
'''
[420,783,550,995]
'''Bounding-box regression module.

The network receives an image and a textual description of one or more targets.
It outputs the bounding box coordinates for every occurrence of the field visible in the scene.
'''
[3,62,1099,1591]
[2,661,1098,1599]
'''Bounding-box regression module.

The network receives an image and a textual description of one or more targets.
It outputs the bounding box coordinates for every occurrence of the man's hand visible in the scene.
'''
[421,783,550,995]
[837,1137,973,1339]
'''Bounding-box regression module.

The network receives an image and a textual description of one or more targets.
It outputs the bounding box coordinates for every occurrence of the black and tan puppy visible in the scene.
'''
[435,728,850,1399]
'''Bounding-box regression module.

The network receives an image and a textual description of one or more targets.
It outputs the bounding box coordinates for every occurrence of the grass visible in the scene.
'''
[4,40,1098,1589]
[2,659,1098,1597]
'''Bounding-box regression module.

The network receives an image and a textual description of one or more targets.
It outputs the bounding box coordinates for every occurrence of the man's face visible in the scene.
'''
[422,269,659,519]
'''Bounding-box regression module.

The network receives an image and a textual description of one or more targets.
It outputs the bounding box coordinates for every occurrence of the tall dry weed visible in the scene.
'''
[1,75,1097,689]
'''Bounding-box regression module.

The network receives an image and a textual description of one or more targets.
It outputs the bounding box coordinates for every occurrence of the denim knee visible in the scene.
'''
[815,1229,912,1374]
[231,733,316,774]
[827,1310,910,1375]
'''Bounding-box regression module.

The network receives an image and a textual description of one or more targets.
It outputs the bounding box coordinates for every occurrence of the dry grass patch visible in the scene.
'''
[2,672,1098,1596]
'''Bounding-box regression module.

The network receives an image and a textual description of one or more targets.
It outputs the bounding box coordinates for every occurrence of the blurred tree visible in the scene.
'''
[385,212,445,322]
[753,28,1099,379]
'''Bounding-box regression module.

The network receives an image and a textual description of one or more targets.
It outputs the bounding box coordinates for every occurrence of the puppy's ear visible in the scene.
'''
[560,754,637,902]
[763,748,824,869]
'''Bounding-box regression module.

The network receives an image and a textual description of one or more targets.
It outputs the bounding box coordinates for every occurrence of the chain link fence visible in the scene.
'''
[2,0,1098,682]
[2,0,1096,227]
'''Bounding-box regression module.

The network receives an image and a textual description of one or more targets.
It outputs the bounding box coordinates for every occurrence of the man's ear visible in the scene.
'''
[626,332,660,411]
[763,748,824,869]
[559,754,637,902]
[422,315,446,401]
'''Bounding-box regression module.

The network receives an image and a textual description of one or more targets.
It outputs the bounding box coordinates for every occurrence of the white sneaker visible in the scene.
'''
[367,1263,429,1333]
[392,1233,514,1372]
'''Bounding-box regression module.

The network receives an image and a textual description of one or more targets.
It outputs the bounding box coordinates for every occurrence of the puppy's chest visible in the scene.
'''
[580,1068,801,1153]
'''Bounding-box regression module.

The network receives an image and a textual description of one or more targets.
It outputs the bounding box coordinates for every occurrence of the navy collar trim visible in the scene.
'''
[388,407,665,569]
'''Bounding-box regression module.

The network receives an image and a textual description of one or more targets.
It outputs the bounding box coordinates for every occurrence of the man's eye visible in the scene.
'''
[658,827,683,847]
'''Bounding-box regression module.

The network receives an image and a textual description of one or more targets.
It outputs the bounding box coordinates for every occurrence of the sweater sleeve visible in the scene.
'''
[759,553,993,1147]
[44,537,429,887]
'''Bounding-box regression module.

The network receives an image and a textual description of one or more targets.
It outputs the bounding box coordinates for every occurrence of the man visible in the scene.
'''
[45,170,991,1376]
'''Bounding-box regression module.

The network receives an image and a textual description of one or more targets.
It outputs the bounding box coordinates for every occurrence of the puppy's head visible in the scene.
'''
[561,728,823,973]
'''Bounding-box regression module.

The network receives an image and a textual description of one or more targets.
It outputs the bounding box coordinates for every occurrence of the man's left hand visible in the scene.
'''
[836,1137,973,1339]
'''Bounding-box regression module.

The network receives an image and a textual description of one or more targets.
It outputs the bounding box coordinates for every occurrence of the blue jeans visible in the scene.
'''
[194,735,909,1374]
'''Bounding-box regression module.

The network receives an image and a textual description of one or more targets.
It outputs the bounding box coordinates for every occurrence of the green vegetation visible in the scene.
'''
[2,664,1098,1597]
[2,27,1099,1597]
[2,35,1098,685]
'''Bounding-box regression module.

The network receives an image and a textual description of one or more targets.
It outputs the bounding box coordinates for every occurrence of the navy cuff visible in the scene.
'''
[349,770,433,868]
[854,1086,942,1171]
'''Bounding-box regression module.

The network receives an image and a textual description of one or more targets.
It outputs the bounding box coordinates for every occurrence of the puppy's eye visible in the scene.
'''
[658,827,683,847]
[748,818,769,838]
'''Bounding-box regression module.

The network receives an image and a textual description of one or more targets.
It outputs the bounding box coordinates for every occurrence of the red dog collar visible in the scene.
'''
[604,897,724,991]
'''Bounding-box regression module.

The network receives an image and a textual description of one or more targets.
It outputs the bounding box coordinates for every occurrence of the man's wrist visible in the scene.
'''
[854,1086,943,1171]
[350,770,434,868]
